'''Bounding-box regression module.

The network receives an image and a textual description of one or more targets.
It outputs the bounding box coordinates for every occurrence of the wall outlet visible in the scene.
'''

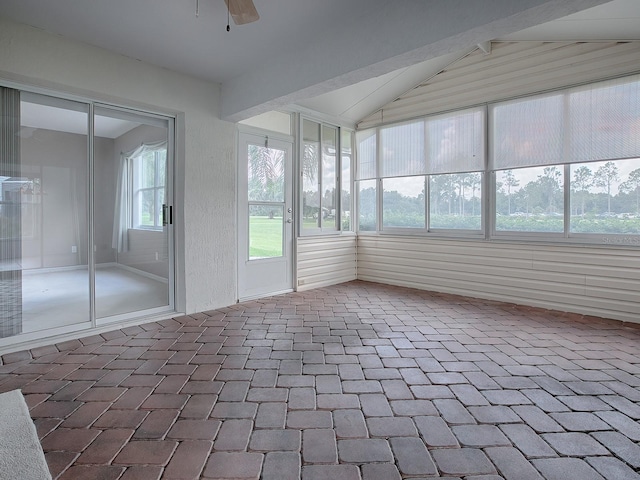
[71,245,77,253]
[155,252,159,261]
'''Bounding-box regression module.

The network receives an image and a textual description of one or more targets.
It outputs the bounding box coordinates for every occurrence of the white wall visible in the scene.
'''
[0,18,237,314]
[297,235,357,291]
[358,235,640,324]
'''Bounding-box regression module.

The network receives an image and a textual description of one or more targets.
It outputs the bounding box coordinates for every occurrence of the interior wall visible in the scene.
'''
[0,17,237,314]
[94,136,117,265]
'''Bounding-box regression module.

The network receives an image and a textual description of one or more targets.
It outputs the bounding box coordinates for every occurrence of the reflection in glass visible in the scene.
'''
[248,144,284,203]
[249,205,283,259]
[94,107,170,320]
[16,93,91,334]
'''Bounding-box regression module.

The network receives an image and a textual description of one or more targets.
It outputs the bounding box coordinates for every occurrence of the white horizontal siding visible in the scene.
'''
[358,41,640,129]
[357,236,640,323]
[297,235,357,291]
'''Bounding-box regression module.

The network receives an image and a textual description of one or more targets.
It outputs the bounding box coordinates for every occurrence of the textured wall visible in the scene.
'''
[0,18,237,314]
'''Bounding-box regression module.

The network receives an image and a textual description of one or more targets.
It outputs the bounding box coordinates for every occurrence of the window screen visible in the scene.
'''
[380,121,426,177]
[426,107,485,174]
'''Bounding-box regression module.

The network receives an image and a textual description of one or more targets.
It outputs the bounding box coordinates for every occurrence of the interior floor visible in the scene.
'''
[21,265,168,333]
[0,280,639,479]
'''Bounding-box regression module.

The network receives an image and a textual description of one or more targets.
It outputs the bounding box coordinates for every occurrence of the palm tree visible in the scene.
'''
[248,144,284,203]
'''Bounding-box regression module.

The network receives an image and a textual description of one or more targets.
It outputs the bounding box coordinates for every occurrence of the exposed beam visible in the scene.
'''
[220,0,610,122]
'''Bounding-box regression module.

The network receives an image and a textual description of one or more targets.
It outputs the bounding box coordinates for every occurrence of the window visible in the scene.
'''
[341,130,353,231]
[430,172,482,230]
[494,167,564,233]
[491,75,640,240]
[356,107,485,233]
[356,73,640,244]
[301,118,352,234]
[131,144,166,230]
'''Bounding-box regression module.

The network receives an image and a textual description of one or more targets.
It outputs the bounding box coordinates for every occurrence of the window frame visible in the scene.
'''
[356,73,640,247]
[299,116,354,236]
[131,144,167,231]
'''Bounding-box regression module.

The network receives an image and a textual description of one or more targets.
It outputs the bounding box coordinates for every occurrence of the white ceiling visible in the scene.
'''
[296,0,640,125]
[1,0,639,126]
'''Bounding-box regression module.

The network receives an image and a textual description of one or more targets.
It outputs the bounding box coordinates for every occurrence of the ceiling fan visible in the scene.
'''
[224,0,260,25]
[196,0,259,30]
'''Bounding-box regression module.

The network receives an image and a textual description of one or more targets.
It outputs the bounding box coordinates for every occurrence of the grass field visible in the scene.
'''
[249,216,283,258]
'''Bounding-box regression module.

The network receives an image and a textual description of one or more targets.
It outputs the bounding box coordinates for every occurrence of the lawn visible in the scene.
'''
[249,215,283,258]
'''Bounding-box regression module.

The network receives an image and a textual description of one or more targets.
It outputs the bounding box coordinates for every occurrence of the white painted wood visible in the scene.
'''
[297,235,356,291]
[357,236,640,323]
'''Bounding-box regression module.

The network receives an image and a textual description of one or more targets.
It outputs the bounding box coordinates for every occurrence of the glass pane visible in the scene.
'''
[495,166,564,232]
[356,130,376,180]
[94,106,170,319]
[249,205,283,259]
[429,173,482,230]
[381,121,425,177]
[138,189,155,227]
[302,120,320,230]
[156,151,167,185]
[426,107,484,174]
[248,144,284,202]
[569,76,640,163]
[321,125,337,230]
[341,130,352,231]
[141,153,156,188]
[570,159,640,235]
[383,176,425,229]
[491,93,564,170]
[358,180,377,232]
[13,93,91,335]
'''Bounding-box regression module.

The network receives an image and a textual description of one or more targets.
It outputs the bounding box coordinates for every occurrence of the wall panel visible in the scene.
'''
[297,235,356,291]
[357,235,640,323]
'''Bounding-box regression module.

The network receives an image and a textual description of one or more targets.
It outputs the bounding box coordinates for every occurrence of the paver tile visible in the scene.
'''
[302,429,338,463]
[586,456,640,480]
[337,438,393,463]
[389,436,437,476]
[485,446,543,480]
[542,432,609,456]
[431,448,497,476]
[3,281,640,480]
[202,452,263,479]
[532,458,605,480]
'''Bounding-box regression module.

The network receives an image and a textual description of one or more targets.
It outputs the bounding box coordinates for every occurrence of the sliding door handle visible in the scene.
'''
[162,204,173,225]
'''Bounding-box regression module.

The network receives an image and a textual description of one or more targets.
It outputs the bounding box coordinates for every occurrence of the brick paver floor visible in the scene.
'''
[1,280,639,479]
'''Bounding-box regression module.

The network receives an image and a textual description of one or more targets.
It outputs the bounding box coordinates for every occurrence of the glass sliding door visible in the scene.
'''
[6,92,91,335]
[1,87,175,348]
[94,106,173,321]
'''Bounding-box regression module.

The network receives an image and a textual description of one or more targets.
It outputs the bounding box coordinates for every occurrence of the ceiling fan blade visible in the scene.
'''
[224,0,260,25]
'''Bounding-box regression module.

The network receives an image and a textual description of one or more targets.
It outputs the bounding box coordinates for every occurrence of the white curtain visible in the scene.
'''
[112,140,166,253]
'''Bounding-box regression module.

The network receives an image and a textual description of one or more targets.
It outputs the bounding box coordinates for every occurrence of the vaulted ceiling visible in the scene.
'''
[1,0,639,125]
